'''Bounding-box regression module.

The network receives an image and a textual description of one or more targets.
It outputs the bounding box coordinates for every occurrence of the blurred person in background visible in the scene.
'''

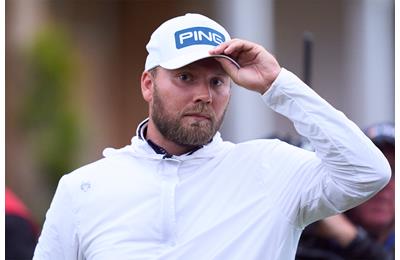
[296,122,395,260]
[6,187,39,259]
[33,13,391,259]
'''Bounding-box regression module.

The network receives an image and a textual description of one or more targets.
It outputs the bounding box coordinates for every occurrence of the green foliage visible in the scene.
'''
[20,26,80,185]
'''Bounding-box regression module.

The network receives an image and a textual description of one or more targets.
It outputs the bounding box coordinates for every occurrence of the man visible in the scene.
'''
[33,13,390,259]
[296,123,395,260]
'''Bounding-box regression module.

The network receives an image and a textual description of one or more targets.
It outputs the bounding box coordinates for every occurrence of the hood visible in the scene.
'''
[102,118,234,162]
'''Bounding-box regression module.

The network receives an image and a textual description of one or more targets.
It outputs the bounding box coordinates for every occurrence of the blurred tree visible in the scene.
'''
[20,25,81,186]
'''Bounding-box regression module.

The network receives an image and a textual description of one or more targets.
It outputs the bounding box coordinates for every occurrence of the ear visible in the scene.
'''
[141,71,154,102]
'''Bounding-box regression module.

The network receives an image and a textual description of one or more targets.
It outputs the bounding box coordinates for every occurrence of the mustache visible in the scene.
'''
[182,103,216,119]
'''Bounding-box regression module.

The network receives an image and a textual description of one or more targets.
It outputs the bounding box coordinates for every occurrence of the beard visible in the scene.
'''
[151,84,227,147]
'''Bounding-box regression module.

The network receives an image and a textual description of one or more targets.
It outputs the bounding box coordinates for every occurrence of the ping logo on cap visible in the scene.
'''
[175,27,225,49]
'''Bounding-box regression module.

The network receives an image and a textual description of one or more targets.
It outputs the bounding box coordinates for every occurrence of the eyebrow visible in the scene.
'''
[214,72,228,76]
[173,67,227,75]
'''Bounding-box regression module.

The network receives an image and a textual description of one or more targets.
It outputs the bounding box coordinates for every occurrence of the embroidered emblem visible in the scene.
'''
[80,182,91,192]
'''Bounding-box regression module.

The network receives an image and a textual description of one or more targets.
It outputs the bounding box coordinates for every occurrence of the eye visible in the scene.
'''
[211,77,224,87]
[177,73,193,82]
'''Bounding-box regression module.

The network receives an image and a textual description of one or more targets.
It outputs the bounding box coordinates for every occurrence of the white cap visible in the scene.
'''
[145,13,239,71]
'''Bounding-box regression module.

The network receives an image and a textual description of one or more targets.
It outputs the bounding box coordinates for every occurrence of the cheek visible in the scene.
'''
[167,96,194,118]
[213,88,230,105]
[214,93,230,114]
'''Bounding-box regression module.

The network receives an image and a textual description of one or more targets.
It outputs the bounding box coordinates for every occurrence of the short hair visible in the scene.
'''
[148,67,158,78]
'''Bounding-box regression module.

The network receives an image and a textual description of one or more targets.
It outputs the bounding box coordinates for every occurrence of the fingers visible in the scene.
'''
[223,40,254,57]
[210,38,281,94]
[210,39,254,57]
[214,57,239,80]
[210,39,262,68]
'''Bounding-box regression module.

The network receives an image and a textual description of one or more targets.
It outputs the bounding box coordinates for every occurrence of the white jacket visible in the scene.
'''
[33,68,391,260]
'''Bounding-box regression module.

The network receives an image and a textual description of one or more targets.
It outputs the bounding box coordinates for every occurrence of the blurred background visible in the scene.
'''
[6,0,394,226]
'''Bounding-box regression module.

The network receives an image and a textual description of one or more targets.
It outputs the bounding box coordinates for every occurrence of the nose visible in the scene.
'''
[194,82,212,103]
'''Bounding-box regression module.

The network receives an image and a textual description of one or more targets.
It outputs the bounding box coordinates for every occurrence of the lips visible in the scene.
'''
[184,113,212,120]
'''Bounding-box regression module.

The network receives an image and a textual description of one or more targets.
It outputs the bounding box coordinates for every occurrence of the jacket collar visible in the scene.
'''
[136,118,210,157]
[103,123,231,161]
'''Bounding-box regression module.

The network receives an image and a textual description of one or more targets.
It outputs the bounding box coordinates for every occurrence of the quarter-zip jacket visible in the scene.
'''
[33,68,391,260]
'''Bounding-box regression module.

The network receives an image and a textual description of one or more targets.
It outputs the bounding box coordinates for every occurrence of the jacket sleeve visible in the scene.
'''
[262,68,391,228]
[33,176,80,259]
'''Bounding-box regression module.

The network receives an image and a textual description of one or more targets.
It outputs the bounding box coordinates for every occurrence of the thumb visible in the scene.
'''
[214,57,239,82]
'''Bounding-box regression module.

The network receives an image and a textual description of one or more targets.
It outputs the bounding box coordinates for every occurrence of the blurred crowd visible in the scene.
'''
[5,187,39,259]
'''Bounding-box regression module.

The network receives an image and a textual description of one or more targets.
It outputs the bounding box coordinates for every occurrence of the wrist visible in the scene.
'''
[346,226,369,248]
[334,223,358,247]
[260,67,282,95]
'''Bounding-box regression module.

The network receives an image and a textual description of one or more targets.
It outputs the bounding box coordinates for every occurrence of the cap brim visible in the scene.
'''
[159,51,240,70]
